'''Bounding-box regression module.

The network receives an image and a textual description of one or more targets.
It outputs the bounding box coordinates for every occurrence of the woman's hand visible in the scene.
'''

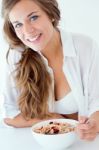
[4,113,64,128]
[4,114,41,128]
[75,116,98,141]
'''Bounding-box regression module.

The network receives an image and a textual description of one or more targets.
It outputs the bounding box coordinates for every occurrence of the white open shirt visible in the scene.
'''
[1,28,99,118]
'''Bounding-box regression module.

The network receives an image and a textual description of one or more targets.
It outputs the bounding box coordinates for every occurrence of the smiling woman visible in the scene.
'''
[8,0,56,51]
[1,0,99,142]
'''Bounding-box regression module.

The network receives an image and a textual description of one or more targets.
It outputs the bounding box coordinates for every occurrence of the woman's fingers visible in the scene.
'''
[4,118,14,126]
[78,116,88,124]
[79,132,97,140]
[76,118,97,140]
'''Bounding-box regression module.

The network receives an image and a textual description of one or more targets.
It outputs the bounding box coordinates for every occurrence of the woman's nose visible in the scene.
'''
[23,22,34,35]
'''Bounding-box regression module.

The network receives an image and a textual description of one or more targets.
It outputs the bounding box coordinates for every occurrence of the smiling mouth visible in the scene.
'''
[26,34,42,42]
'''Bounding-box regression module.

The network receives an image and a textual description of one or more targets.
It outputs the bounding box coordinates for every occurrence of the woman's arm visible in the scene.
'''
[76,39,99,141]
[0,49,22,118]
[4,113,64,128]
[90,111,99,132]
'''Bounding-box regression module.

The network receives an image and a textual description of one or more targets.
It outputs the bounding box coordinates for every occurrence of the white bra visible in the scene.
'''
[54,91,78,114]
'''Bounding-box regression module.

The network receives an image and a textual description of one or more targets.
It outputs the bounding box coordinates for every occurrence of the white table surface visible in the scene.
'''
[0,123,99,150]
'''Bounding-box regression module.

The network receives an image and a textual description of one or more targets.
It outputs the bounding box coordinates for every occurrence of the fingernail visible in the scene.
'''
[79,119,84,124]
[79,116,86,123]
[4,118,11,124]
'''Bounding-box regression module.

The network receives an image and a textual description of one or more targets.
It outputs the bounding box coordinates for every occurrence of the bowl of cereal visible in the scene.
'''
[31,119,78,150]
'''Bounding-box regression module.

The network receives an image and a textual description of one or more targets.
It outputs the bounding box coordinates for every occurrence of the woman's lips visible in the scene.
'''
[26,33,42,43]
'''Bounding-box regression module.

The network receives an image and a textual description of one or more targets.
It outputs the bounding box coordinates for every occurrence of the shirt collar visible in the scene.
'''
[60,28,76,57]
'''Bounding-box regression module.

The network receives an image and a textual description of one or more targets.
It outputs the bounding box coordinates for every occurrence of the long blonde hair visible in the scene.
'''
[1,0,61,119]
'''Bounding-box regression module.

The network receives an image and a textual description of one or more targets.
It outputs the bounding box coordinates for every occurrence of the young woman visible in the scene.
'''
[1,0,99,140]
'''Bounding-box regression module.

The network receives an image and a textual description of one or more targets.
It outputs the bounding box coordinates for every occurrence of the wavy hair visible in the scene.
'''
[1,0,60,119]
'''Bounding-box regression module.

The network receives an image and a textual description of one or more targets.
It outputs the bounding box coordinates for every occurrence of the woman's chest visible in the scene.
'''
[51,64,71,101]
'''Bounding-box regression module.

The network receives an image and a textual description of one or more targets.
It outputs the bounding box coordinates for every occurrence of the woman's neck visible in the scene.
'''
[41,29,62,63]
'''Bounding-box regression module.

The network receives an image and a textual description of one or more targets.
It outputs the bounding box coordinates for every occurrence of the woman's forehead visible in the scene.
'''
[10,0,41,11]
[9,0,43,22]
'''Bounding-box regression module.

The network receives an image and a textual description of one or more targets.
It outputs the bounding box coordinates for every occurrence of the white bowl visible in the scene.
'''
[31,119,78,150]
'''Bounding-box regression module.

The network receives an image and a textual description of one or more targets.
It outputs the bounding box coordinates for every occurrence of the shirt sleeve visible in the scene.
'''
[87,40,99,116]
[0,49,21,118]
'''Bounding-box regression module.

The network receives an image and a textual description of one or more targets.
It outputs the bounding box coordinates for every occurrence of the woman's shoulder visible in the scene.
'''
[60,28,98,62]
[60,28,99,69]
[2,46,24,73]
[71,32,99,59]
[60,28,95,56]
[7,46,24,65]
[72,32,93,51]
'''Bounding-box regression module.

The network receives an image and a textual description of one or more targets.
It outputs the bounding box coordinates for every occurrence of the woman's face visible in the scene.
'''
[9,0,55,51]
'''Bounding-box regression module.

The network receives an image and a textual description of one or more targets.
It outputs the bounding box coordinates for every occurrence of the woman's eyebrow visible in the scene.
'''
[12,11,38,24]
[27,11,38,17]
[12,21,19,24]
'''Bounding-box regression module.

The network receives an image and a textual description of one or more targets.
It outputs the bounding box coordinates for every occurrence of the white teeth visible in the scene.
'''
[27,35,40,42]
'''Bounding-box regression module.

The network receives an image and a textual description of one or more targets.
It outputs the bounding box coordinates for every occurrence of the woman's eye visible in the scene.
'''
[30,15,38,21]
[14,23,22,28]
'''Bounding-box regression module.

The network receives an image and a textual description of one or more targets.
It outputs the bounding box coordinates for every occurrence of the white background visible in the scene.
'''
[58,0,99,44]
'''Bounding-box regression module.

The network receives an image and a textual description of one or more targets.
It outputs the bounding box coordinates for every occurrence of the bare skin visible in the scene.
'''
[4,113,64,128]
[76,114,99,141]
